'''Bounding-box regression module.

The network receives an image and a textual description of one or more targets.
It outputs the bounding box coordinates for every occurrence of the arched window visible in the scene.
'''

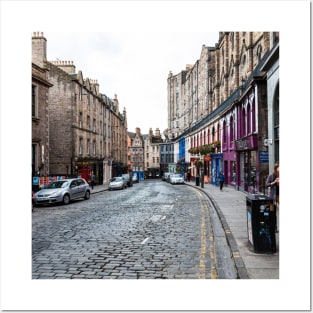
[247,104,251,134]
[207,129,210,144]
[230,115,234,142]
[251,100,256,133]
[203,130,207,145]
[217,123,220,142]
[223,120,227,145]
[241,107,246,137]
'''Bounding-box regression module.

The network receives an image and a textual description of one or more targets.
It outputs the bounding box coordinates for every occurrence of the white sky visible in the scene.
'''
[0,0,311,311]
[44,31,219,134]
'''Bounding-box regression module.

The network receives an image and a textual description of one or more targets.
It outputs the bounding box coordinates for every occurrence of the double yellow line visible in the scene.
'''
[191,187,218,279]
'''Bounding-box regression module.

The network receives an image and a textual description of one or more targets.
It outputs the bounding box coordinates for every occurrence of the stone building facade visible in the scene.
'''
[32,60,53,178]
[144,128,163,178]
[167,32,279,193]
[128,127,145,180]
[32,32,128,185]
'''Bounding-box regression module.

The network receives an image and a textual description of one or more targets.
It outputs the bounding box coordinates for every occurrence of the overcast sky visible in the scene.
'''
[44,31,219,134]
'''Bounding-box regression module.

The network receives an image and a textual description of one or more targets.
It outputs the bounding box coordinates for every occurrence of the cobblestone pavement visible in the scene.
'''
[32,180,237,279]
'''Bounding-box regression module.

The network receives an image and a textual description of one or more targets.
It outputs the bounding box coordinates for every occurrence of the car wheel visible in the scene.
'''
[84,190,90,200]
[63,194,70,205]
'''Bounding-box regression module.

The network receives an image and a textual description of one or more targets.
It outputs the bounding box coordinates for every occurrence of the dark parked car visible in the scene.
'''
[120,173,132,187]
[109,177,127,190]
[34,178,91,205]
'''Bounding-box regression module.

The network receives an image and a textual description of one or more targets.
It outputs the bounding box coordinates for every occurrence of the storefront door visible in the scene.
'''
[240,151,257,192]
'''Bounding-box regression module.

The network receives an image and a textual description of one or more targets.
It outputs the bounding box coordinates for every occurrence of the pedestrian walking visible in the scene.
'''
[266,163,279,232]
[219,171,225,191]
[187,172,191,182]
[90,173,96,190]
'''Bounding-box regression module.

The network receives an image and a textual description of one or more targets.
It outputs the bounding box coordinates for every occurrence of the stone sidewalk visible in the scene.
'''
[185,181,279,279]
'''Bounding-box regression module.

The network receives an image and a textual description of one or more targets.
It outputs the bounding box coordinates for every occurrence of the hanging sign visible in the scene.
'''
[259,151,269,163]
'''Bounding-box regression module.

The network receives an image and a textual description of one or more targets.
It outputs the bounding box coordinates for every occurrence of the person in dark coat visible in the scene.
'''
[219,171,225,191]
[90,173,96,190]
[266,163,279,202]
[266,163,279,232]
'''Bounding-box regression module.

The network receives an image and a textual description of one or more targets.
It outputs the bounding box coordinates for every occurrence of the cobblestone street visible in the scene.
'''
[32,180,236,279]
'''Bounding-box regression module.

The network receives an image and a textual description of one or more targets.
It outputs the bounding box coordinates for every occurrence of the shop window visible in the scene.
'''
[231,161,236,183]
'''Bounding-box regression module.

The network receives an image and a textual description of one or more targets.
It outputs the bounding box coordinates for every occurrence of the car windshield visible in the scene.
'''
[172,174,182,178]
[111,177,122,182]
[45,180,69,189]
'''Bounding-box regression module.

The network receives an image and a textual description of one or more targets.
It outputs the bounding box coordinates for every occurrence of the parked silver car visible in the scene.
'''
[34,178,91,205]
[169,173,185,185]
[109,177,127,190]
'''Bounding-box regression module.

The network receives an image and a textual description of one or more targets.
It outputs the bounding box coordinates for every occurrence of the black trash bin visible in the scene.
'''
[246,194,276,253]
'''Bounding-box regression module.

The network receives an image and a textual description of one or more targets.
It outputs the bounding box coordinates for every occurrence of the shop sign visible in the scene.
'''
[235,139,248,150]
[235,134,258,151]
[259,151,269,163]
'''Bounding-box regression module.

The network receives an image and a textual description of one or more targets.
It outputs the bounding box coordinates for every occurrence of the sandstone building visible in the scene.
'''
[32,57,53,178]
[144,128,163,178]
[32,32,128,186]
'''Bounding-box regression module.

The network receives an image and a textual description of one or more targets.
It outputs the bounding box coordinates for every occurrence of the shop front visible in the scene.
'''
[210,153,223,186]
[235,134,258,193]
[190,157,200,181]
[76,159,104,185]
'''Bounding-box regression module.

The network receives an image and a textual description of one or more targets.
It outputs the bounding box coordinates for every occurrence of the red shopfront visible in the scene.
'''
[76,159,104,185]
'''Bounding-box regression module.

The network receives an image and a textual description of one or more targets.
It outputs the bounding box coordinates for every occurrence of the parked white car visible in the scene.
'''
[109,177,127,190]
[169,173,185,185]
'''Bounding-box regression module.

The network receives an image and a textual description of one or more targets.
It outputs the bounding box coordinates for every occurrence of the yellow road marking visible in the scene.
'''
[189,187,217,279]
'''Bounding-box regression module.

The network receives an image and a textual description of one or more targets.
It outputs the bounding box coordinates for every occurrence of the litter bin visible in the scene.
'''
[246,194,276,253]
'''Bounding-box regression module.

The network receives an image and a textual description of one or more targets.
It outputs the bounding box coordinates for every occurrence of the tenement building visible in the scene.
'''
[167,32,279,193]
[144,128,163,178]
[32,40,53,179]
[32,32,128,187]
[128,127,145,181]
